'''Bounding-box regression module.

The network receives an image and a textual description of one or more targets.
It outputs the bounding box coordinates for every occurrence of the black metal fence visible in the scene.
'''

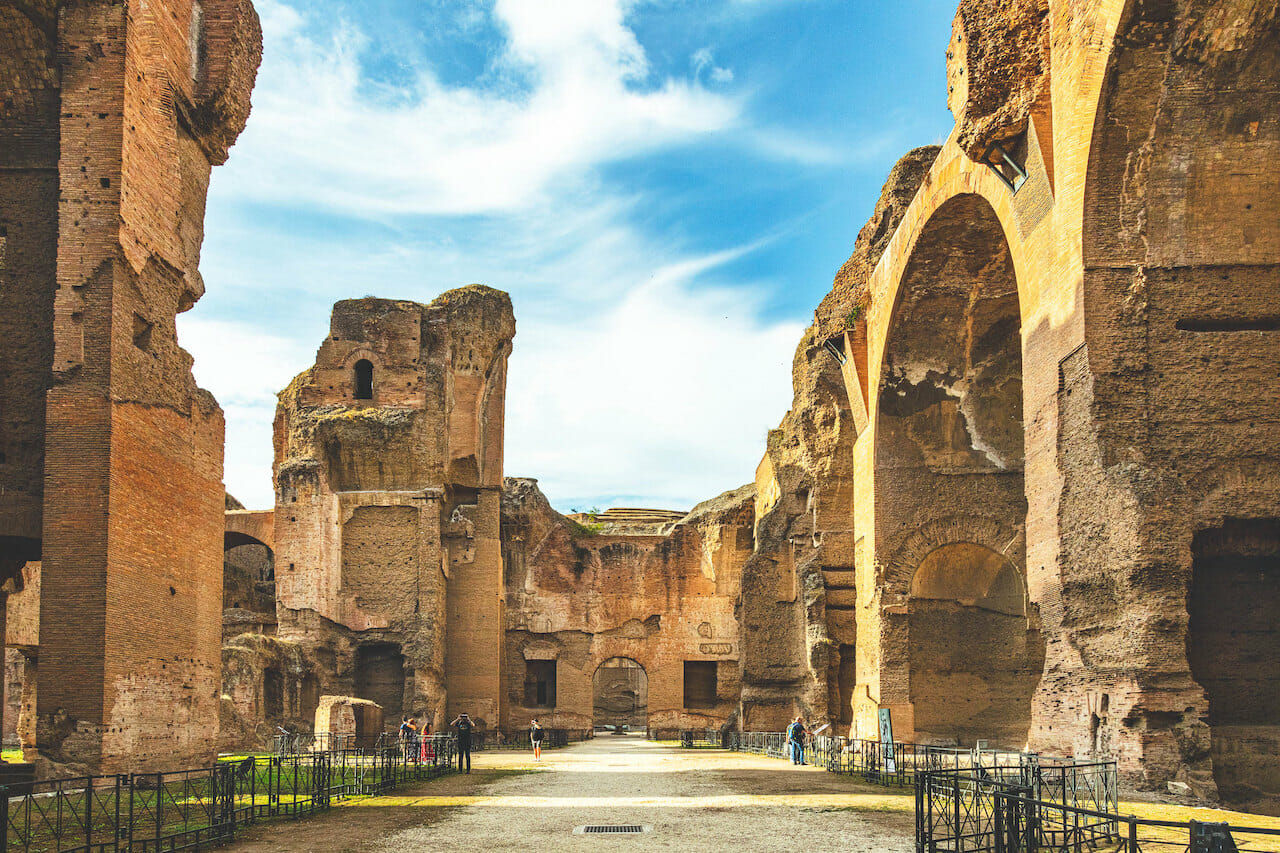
[686,731,1041,790]
[1,740,459,853]
[915,766,1280,852]
[824,738,1033,789]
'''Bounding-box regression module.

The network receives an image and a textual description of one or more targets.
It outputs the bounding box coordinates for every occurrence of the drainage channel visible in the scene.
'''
[573,825,652,835]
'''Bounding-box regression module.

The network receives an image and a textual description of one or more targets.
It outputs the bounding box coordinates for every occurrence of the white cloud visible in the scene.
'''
[691,46,734,85]
[190,0,817,511]
[179,318,316,509]
[220,0,742,216]
[505,262,803,510]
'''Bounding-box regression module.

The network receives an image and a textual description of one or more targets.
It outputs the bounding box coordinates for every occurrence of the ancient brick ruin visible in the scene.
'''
[1,0,261,774]
[1,0,1276,819]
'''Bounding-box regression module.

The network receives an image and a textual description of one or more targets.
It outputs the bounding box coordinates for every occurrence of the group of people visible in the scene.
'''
[397,713,547,772]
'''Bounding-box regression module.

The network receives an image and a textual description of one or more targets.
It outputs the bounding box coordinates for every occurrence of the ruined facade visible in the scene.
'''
[743,0,1279,814]
[0,0,261,774]
[0,0,1273,816]
[270,290,515,736]
[501,480,752,738]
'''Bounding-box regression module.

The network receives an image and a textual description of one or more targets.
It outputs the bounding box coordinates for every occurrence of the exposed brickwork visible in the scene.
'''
[0,0,261,776]
[746,0,1280,814]
[500,478,752,738]
[272,290,515,737]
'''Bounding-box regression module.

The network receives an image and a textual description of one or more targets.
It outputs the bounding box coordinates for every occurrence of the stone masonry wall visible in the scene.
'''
[500,478,752,738]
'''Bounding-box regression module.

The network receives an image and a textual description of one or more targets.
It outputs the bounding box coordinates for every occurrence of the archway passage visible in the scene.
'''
[223,537,275,615]
[1188,520,1280,814]
[908,543,1042,747]
[876,193,1039,749]
[593,657,647,730]
[355,643,405,721]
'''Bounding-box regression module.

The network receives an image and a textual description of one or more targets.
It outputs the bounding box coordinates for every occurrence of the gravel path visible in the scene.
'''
[374,735,914,852]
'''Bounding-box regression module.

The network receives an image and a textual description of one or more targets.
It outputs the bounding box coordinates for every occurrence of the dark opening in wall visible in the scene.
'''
[1188,518,1280,813]
[355,643,405,720]
[1176,316,1280,332]
[353,359,374,400]
[263,668,283,718]
[683,661,717,709]
[524,659,556,708]
[837,644,856,727]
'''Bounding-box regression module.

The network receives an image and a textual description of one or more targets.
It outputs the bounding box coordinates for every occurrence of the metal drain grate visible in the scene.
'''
[574,824,650,835]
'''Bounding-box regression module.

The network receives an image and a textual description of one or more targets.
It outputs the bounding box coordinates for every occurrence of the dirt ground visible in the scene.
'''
[220,735,916,852]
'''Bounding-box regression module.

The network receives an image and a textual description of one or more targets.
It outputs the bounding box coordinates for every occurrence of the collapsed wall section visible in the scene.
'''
[273,289,514,737]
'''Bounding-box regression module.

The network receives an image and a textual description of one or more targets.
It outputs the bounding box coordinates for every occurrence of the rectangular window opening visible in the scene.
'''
[1176,316,1280,333]
[683,661,718,710]
[524,659,556,708]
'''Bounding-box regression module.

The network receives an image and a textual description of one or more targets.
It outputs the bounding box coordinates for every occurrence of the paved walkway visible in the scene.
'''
[224,735,915,852]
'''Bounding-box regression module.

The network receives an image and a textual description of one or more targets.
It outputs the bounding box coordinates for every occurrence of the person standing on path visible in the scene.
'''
[530,719,544,761]
[787,716,809,765]
[451,712,474,773]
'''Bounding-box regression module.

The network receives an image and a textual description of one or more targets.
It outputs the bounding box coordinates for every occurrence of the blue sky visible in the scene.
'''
[180,0,957,512]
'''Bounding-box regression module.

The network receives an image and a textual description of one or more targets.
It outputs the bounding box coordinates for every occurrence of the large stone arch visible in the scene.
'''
[869,191,1042,748]
[1064,0,1280,804]
[592,656,648,730]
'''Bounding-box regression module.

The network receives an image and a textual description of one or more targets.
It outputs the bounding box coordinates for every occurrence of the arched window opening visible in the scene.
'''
[353,359,374,400]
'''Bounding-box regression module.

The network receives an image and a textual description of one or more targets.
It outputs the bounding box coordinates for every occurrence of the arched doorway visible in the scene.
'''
[875,192,1041,749]
[593,657,647,731]
[223,532,275,616]
[908,543,1040,747]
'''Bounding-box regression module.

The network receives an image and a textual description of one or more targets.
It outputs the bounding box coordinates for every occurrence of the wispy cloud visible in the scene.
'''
[223,0,742,216]
[186,0,840,510]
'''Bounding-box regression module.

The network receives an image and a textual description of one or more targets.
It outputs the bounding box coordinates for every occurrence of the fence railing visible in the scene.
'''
[915,766,1280,852]
[1,740,459,853]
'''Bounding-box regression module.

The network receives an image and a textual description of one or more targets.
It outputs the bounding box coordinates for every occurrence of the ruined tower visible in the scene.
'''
[273,289,515,734]
[0,0,261,773]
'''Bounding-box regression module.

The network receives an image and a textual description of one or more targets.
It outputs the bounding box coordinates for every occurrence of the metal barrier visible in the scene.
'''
[826,738,1031,788]
[272,731,365,755]
[916,765,1280,852]
[0,741,459,852]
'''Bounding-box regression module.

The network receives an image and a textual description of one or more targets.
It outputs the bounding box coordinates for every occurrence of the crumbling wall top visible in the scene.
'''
[813,146,939,342]
[945,0,1049,161]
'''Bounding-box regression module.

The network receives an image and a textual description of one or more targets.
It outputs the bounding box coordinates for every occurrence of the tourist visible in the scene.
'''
[787,716,809,765]
[420,722,435,764]
[400,716,419,762]
[530,719,544,761]
[451,712,474,773]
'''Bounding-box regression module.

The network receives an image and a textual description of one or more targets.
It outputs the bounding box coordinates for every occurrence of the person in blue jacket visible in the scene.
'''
[787,716,810,765]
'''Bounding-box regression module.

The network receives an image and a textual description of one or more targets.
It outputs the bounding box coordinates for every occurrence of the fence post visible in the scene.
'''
[994,792,1005,853]
[126,775,134,848]
[84,777,92,850]
[155,772,163,849]
[1127,816,1138,853]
